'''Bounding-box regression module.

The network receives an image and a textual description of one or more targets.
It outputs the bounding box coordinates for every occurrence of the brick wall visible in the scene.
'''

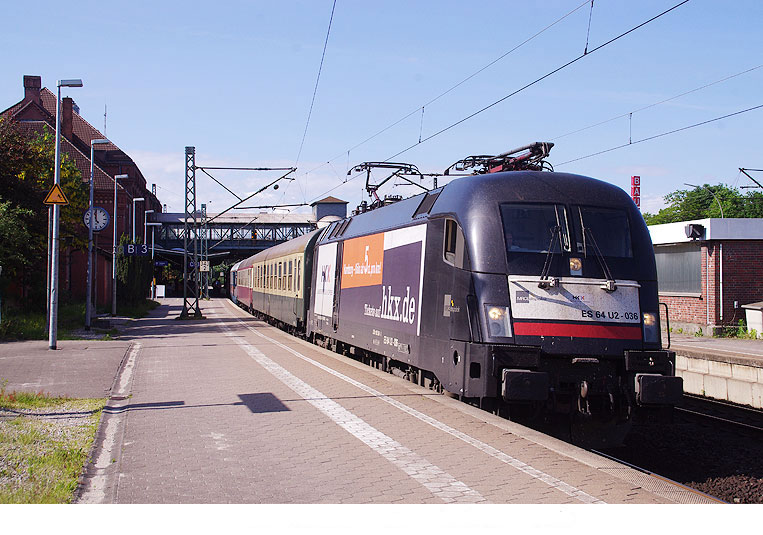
[659,240,763,330]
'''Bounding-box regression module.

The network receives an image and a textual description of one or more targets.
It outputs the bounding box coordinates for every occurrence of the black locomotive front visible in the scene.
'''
[424,171,682,446]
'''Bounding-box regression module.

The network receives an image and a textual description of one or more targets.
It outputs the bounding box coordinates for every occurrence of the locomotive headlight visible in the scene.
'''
[488,307,504,321]
[642,312,659,343]
[569,257,583,275]
[485,305,512,338]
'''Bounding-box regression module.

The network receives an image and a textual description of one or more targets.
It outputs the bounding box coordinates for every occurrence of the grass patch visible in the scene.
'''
[0,302,85,341]
[0,298,159,340]
[0,388,105,503]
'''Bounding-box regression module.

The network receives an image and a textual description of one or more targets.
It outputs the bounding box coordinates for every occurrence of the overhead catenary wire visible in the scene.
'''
[550,63,763,141]
[382,0,692,164]
[296,0,593,184]
[294,0,337,171]
[583,0,595,54]
[556,103,763,166]
[307,0,695,205]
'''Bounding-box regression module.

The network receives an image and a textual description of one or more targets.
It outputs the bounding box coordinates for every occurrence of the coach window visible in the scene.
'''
[443,218,465,269]
[288,260,293,292]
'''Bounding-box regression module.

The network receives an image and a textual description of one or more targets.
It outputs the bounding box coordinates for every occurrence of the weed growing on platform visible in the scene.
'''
[0,391,105,503]
[714,319,761,340]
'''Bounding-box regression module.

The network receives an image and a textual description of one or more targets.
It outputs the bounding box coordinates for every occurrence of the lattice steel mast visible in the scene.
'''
[180,146,202,318]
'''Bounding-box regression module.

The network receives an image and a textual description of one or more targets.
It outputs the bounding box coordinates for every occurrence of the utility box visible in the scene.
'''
[741,301,763,338]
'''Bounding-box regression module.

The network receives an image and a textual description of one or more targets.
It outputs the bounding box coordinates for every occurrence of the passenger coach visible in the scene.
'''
[232,229,321,331]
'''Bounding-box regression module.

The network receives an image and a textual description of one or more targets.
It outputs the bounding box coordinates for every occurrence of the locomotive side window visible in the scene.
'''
[443,219,465,268]
[577,207,633,258]
[500,204,570,253]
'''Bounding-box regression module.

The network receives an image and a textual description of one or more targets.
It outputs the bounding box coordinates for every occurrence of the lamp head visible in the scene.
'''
[58,79,83,88]
[134,197,145,202]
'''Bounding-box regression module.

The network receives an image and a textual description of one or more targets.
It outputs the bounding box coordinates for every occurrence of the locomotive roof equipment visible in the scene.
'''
[444,141,554,175]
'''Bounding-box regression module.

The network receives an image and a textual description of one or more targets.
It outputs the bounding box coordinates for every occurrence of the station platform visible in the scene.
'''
[1,298,723,504]
[668,333,763,409]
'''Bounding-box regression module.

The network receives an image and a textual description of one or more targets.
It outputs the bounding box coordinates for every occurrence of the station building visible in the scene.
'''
[1,75,162,306]
[649,218,763,335]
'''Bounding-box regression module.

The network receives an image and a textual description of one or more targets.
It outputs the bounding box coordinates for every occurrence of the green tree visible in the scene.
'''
[116,234,153,306]
[643,183,763,225]
[0,199,34,275]
[0,118,88,307]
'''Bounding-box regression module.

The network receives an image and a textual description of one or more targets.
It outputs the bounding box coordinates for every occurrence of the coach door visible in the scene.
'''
[332,241,344,332]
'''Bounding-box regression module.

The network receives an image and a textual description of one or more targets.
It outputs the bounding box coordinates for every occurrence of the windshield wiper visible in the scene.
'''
[582,226,617,292]
[538,225,562,289]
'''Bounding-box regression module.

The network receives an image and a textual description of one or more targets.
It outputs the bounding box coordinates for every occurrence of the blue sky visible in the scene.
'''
[2,0,761,216]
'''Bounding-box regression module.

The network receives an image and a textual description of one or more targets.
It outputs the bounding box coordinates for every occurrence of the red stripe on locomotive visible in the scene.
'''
[513,321,642,340]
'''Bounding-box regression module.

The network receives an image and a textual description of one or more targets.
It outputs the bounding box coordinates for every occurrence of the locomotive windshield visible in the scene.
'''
[578,207,633,258]
[500,203,570,254]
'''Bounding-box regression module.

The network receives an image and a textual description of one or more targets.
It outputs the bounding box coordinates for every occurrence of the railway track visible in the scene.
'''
[675,394,763,435]
[597,394,763,503]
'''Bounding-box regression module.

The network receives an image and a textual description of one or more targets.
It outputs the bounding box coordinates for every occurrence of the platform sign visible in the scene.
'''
[199,260,210,272]
[631,176,641,209]
[119,244,149,256]
[43,184,69,205]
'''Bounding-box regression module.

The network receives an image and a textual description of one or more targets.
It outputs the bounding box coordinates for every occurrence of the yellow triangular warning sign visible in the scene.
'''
[43,184,69,205]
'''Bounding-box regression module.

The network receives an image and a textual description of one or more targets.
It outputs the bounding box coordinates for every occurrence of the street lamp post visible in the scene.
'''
[132,197,145,243]
[144,209,155,244]
[49,78,82,350]
[112,174,128,316]
[684,183,724,218]
[86,139,110,330]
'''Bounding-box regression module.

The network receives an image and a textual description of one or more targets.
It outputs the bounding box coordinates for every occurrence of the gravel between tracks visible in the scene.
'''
[602,417,763,504]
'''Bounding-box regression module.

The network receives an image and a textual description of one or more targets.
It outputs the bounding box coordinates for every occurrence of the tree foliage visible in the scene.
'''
[0,118,88,308]
[116,234,153,306]
[643,183,763,225]
[0,199,34,277]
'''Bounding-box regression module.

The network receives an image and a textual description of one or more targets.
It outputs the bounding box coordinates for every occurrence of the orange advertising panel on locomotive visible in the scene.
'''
[341,233,384,289]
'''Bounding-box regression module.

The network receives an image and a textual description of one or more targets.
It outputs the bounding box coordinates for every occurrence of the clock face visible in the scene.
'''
[83,207,110,231]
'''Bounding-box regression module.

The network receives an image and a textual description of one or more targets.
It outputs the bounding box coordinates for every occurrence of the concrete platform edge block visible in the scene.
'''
[751,383,763,410]
[678,370,705,396]
[730,363,758,382]
[707,360,732,378]
[726,379,753,407]
[686,357,709,374]
[703,374,728,401]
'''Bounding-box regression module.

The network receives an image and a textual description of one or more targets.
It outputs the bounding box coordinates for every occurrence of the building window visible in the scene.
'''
[654,243,702,294]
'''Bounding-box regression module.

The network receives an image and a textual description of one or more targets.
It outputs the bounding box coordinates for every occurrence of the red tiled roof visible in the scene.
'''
[15,121,126,192]
[39,88,120,151]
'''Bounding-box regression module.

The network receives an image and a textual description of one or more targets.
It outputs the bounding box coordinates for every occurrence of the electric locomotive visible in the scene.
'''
[234,143,683,447]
